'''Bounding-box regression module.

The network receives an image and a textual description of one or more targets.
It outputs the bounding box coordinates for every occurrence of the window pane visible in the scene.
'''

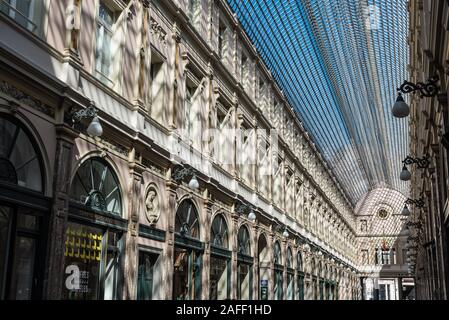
[173,248,189,300]
[210,256,228,300]
[8,236,36,300]
[0,205,11,298]
[0,117,43,192]
[137,251,160,300]
[62,222,103,300]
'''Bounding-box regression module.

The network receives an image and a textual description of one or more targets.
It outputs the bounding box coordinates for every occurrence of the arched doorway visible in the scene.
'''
[209,213,230,300]
[63,157,124,300]
[0,114,46,300]
[273,241,283,300]
[237,225,252,299]
[173,199,202,300]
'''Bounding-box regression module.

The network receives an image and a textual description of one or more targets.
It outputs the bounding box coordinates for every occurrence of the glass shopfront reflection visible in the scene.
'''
[173,247,201,300]
[61,221,122,300]
[209,256,229,300]
[0,204,43,300]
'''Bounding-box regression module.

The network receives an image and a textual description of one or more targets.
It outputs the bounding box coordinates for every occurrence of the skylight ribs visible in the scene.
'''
[227,0,409,205]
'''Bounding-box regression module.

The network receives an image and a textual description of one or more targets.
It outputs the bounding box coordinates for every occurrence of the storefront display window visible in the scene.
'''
[173,200,202,300]
[62,222,122,300]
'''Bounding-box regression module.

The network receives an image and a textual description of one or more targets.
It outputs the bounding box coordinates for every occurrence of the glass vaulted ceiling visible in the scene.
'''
[228,0,410,206]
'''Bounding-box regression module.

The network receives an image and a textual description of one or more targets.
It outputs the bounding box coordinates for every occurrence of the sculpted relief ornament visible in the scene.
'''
[145,186,160,226]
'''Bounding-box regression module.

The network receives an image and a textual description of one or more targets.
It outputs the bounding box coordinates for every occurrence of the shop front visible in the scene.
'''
[62,157,126,300]
[0,114,49,300]
[237,225,252,300]
[173,200,203,300]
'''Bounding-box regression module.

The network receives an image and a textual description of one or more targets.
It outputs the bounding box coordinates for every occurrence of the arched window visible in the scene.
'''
[175,200,200,238]
[274,241,282,265]
[0,115,43,192]
[297,252,303,271]
[237,225,251,255]
[286,247,293,269]
[70,157,122,215]
[210,214,228,248]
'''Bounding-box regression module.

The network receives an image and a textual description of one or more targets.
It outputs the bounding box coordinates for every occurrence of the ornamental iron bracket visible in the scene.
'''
[397,75,440,98]
[405,198,425,208]
[402,155,430,169]
[171,164,196,184]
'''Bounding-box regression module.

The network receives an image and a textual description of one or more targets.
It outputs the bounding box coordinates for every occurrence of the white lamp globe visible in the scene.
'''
[248,210,256,222]
[188,175,200,190]
[87,116,103,137]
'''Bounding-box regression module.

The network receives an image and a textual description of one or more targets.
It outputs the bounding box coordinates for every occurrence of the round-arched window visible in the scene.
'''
[70,157,122,215]
[286,247,293,269]
[237,225,251,255]
[211,214,229,248]
[274,241,282,265]
[0,115,43,192]
[175,200,200,239]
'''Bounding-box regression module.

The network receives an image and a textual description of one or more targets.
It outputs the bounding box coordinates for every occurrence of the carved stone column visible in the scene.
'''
[122,152,144,299]
[230,212,239,299]
[163,178,178,299]
[282,237,288,299]
[252,222,259,299]
[202,191,212,300]
[268,231,275,300]
[43,123,78,299]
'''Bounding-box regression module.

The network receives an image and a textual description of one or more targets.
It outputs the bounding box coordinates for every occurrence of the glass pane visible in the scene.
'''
[211,215,228,248]
[0,205,11,298]
[103,229,121,300]
[16,210,39,231]
[173,248,189,300]
[175,201,199,239]
[209,256,228,300]
[62,222,103,300]
[70,158,122,216]
[0,116,43,192]
[14,0,32,29]
[137,251,159,300]
[238,263,250,300]
[8,236,36,300]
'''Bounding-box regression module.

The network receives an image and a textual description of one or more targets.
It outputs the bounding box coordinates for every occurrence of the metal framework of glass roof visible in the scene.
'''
[228,0,410,206]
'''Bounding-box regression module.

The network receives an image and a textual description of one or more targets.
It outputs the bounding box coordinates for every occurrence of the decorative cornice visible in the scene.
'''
[0,80,54,117]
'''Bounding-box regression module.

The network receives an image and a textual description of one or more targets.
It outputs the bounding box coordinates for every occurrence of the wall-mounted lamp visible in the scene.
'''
[400,155,430,181]
[392,75,440,118]
[402,197,425,216]
[69,105,103,137]
[171,164,199,190]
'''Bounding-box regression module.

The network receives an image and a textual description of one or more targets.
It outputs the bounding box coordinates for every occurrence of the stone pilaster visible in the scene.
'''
[163,179,178,299]
[43,123,78,299]
[122,152,145,299]
[201,191,212,300]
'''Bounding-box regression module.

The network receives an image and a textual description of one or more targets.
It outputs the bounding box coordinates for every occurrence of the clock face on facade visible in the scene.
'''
[377,209,388,219]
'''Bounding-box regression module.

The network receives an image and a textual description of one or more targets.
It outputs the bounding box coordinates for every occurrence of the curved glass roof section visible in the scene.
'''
[228,0,410,206]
